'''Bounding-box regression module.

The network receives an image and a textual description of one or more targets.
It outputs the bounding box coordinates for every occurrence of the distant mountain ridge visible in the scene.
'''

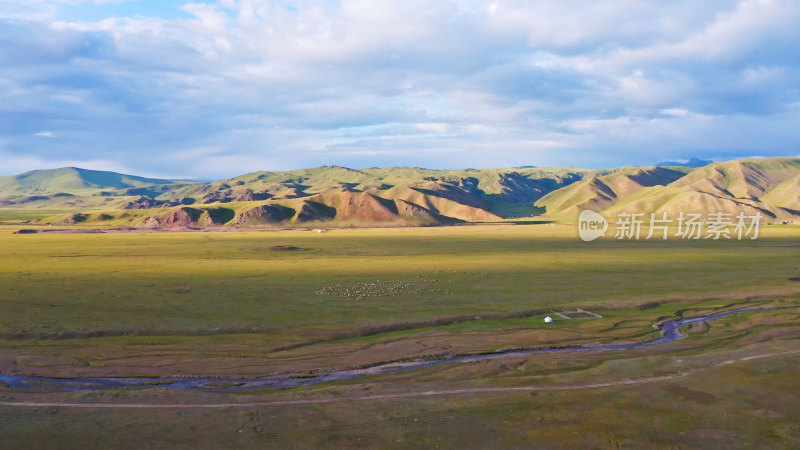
[1,157,799,227]
[605,158,800,221]
[656,158,713,168]
[0,165,602,226]
[0,167,184,192]
[535,167,693,217]
[538,157,800,222]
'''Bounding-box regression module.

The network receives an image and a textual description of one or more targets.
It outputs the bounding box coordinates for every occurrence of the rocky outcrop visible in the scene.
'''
[139,207,204,228]
[230,205,293,226]
[293,201,337,222]
[124,197,176,209]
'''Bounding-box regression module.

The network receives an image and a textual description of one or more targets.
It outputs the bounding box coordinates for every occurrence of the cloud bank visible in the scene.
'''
[2,0,799,178]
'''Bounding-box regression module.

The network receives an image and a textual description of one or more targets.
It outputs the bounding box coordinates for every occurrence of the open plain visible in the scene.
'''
[1,223,799,448]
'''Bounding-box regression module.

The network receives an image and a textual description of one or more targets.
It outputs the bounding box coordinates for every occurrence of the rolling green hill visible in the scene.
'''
[604,158,800,221]
[535,166,692,218]
[0,167,183,193]
[0,168,199,211]
[1,158,799,227]
[535,157,800,223]
[0,165,603,226]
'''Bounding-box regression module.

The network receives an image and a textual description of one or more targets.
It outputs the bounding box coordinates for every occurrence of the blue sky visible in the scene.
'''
[1,0,799,178]
[56,1,190,22]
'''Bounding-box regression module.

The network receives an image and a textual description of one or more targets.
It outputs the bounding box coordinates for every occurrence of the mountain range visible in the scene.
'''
[1,158,798,227]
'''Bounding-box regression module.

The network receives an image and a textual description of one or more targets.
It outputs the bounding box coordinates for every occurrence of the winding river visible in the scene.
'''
[1,306,797,392]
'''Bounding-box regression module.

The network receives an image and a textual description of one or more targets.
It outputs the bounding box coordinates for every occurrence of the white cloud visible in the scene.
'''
[0,0,799,176]
[414,122,451,134]
[660,108,690,117]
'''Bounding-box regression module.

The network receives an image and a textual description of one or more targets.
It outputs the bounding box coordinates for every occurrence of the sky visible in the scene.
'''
[1,0,800,179]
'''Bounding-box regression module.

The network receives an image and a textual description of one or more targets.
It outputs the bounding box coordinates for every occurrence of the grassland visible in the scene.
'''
[0,223,799,447]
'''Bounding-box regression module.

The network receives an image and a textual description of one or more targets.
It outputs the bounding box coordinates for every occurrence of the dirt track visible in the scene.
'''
[1,350,797,409]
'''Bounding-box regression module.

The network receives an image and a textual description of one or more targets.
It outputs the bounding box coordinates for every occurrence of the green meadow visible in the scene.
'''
[0,225,796,328]
[1,223,799,447]
[0,223,798,375]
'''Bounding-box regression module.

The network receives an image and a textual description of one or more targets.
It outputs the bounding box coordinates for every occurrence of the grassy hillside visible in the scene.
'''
[604,158,800,221]
[534,157,800,223]
[0,165,603,226]
[535,166,692,218]
[2,158,799,227]
[158,165,602,213]
[0,168,199,212]
[0,167,183,193]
